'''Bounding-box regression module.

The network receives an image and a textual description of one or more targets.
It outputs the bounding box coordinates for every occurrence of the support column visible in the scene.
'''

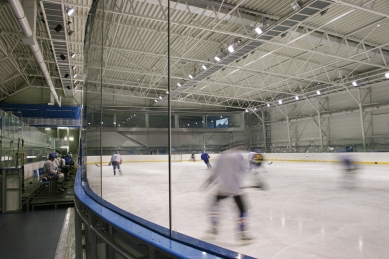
[261,110,267,152]
[358,102,366,151]
[286,116,291,151]
[317,111,323,150]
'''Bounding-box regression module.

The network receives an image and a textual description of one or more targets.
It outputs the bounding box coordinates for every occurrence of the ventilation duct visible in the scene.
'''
[8,0,61,106]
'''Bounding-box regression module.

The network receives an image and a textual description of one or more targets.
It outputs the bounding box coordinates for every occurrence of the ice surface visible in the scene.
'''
[87,161,389,258]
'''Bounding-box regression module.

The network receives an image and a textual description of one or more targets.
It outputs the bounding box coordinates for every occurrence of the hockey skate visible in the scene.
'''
[204,226,218,239]
[236,231,253,245]
[113,170,116,176]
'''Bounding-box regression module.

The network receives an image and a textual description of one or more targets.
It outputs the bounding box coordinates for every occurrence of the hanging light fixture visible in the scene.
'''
[66,8,74,16]
[227,44,235,53]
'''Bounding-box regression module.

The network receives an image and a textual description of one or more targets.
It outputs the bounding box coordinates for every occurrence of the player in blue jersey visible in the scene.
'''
[201,150,211,169]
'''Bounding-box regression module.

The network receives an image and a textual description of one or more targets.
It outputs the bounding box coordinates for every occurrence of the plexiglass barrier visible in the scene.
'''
[0,110,49,168]
[82,1,389,258]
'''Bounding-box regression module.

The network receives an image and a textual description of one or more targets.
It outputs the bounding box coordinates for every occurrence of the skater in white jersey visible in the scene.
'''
[202,147,252,241]
[110,151,122,176]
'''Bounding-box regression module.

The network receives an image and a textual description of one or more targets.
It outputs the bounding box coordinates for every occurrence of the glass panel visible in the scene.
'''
[83,0,169,228]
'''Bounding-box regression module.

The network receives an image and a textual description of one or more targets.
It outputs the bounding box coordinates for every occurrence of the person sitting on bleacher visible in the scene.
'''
[53,153,60,169]
[42,153,66,192]
[60,155,70,180]
[65,153,75,171]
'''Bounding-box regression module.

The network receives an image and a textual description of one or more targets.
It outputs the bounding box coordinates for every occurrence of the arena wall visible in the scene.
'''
[86,152,388,165]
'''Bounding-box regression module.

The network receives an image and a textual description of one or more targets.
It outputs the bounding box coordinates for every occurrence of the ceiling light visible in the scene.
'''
[278,100,282,104]
[166,91,169,94]
[74,74,78,78]
[177,83,181,87]
[295,96,299,100]
[54,24,63,33]
[214,56,221,62]
[66,8,74,16]
[317,90,321,95]
[385,72,389,78]
[254,108,257,110]
[189,74,193,79]
[228,45,234,53]
[352,81,358,86]
[64,73,70,78]
[202,65,207,70]
[72,65,76,70]
[267,103,270,107]
[245,109,248,112]
[60,54,66,60]
[154,100,158,102]
[68,30,74,36]
[255,26,263,35]
[291,1,300,11]
[74,80,78,84]
[71,53,76,58]
[159,96,162,99]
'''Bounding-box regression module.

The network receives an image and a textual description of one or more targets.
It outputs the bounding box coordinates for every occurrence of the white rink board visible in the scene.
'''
[86,160,389,259]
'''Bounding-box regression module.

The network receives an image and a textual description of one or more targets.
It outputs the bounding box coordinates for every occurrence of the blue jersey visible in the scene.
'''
[201,152,210,161]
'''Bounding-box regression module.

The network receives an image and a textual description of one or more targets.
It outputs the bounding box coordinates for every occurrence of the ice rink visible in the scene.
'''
[86,160,389,259]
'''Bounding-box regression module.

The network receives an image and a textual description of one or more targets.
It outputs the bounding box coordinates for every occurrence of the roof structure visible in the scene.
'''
[0,0,388,110]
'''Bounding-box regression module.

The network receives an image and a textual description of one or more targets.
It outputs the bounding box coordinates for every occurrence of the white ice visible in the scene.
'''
[87,160,389,259]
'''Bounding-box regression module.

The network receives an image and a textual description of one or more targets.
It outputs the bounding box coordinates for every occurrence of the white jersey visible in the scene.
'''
[43,160,57,176]
[111,153,122,163]
[248,151,255,161]
[211,150,246,196]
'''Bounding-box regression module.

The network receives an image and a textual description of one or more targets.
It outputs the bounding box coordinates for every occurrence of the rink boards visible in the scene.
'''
[87,152,389,165]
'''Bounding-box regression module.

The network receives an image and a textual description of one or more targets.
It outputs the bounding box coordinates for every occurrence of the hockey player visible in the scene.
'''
[247,149,256,172]
[190,151,196,162]
[340,155,358,188]
[201,150,211,169]
[43,153,66,192]
[110,151,122,176]
[202,148,252,241]
[248,149,268,190]
[250,149,263,173]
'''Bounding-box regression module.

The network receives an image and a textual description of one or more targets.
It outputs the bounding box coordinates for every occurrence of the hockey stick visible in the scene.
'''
[268,162,273,165]
[95,163,110,167]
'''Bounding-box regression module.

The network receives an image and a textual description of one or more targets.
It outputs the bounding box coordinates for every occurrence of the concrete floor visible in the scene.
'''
[86,160,389,259]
